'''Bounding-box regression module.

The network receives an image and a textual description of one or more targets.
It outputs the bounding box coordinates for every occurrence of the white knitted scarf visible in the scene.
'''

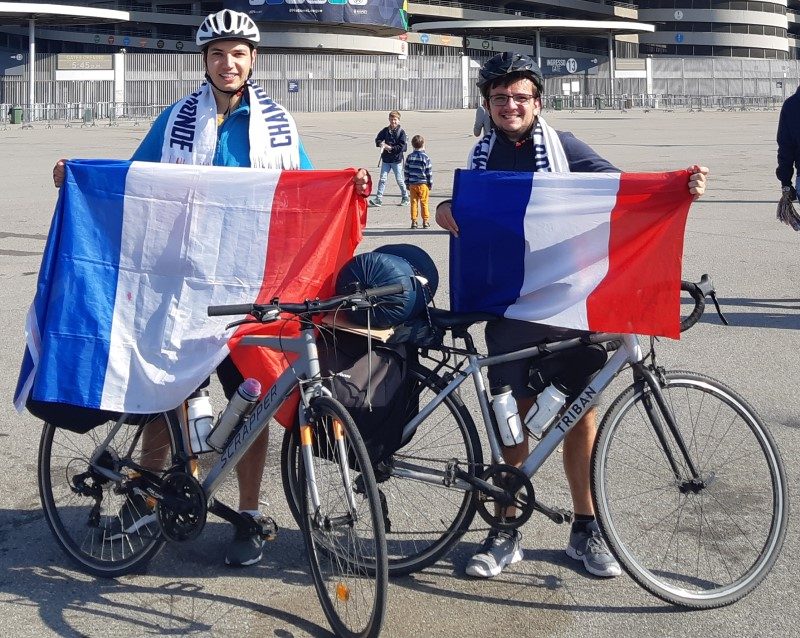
[467,116,569,173]
[160,81,300,169]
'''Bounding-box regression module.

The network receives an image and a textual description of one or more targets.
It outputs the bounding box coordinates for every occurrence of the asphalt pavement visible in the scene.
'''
[0,105,797,638]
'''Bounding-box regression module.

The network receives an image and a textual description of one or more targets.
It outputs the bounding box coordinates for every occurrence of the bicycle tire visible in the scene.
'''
[593,370,788,608]
[282,361,483,576]
[298,396,388,638]
[37,416,173,577]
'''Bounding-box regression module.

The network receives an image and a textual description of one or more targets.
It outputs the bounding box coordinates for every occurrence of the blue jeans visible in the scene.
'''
[375,161,408,200]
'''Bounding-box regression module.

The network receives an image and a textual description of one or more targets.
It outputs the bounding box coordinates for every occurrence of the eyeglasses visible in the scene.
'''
[488,93,537,106]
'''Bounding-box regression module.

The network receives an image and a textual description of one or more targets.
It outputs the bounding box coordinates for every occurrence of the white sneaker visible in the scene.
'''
[465,529,523,578]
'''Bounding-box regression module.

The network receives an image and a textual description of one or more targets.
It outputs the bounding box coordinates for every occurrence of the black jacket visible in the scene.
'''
[375,126,407,164]
[776,85,800,186]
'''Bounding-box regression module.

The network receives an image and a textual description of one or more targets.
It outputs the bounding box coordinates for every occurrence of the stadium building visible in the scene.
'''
[0,1,795,61]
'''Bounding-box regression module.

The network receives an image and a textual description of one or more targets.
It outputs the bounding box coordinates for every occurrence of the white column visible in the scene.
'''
[113,52,126,117]
[535,30,541,69]
[28,18,35,119]
[607,32,615,102]
[462,54,470,109]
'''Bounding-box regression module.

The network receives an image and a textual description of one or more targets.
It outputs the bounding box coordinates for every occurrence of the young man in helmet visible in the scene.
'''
[52,9,370,567]
[436,51,709,580]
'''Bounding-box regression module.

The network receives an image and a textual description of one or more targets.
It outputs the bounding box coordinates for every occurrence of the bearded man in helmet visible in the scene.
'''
[436,52,708,580]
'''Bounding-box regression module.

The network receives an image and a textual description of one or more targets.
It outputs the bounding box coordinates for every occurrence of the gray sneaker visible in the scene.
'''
[368,197,382,207]
[399,196,410,206]
[225,513,277,567]
[566,520,622,577]
[465,529,523,578]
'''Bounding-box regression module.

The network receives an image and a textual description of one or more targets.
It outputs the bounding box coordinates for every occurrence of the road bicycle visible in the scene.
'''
[37,284,406,638]
[282,276,788,609]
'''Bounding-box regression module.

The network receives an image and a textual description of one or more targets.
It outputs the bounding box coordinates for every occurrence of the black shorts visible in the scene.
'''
[198,355,244,400]
[485,318,588,399]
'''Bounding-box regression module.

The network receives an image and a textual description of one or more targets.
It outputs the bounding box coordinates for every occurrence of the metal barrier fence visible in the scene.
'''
[540,93,782,112]
[1,93,783,132]
[3,52,797,116]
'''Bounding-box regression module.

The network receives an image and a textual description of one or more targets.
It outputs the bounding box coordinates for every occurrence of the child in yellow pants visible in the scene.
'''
[403,134,433,229]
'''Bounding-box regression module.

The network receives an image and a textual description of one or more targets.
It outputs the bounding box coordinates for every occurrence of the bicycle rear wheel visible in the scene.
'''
[593,371,788,608]
[282,362,482,576]
[298,396,387,638]
[38,415,174,577]
[377,361,482,575]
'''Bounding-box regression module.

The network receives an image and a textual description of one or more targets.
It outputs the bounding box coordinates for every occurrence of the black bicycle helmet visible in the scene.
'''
[477,52,544,98]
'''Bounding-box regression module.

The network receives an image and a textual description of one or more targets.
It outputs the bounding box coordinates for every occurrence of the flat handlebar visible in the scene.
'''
[207,282,407,321]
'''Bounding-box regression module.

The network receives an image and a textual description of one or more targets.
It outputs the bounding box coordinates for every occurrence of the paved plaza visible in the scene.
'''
[0,106,798,637]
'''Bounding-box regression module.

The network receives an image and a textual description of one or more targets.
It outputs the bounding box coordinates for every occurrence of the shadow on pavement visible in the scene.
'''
[0,507,333,637]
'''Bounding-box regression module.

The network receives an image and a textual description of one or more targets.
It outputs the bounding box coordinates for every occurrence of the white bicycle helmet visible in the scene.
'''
[196,9,260,48]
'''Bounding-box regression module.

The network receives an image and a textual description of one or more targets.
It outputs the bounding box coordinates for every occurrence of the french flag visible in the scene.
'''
[14,160,365,414]
[450,169,694,338]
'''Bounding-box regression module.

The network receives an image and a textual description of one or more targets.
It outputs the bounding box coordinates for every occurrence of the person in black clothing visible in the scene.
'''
[776,85,800,201]
[370,110,409,207]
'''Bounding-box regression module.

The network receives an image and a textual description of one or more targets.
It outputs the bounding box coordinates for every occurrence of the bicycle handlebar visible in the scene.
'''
[207,282,407,321]
[680,274,728,332]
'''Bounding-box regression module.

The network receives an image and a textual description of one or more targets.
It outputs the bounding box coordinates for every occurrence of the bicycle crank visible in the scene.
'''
[473,464,535,530]
[156,470,208,542]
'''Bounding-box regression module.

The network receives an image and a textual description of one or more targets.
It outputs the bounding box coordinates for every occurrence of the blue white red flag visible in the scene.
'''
[450,169,693,338]
[14,160,365,413]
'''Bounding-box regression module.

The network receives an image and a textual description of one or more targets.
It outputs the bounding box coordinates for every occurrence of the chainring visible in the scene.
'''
[156,471,207,542]
[474,463,536,530]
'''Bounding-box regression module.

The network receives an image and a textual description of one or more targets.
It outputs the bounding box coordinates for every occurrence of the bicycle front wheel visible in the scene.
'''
[282,362,482,577]
[38,415,173,577]
[298,397,388,638]
[593,371,788,608]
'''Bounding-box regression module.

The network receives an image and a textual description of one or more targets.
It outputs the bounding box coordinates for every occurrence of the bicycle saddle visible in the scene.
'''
[428,308,498,330]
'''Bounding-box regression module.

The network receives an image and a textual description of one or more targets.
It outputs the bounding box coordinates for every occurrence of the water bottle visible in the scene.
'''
[186,389,215,454]
[491,385,525,447]
[524,383,567,438]
[206,378,262,452]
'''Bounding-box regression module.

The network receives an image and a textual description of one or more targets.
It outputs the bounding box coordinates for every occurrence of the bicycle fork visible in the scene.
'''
[632,363,709,491]
[300,417,360,529]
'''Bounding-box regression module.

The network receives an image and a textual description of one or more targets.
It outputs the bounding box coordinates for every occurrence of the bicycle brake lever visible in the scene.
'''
[225,318,261,330]
[708,292,730,325]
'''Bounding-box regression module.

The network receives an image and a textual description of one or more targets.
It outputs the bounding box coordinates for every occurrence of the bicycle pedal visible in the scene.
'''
[259,516,278,541]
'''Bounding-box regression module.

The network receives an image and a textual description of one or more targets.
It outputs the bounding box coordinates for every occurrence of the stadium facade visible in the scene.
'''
[0,1,796,62]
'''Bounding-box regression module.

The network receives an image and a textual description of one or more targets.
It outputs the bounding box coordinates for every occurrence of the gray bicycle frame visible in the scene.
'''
[395,332,643,483]
[199,325,331,507]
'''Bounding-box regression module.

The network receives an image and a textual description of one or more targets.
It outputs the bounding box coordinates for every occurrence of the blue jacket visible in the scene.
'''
[375,125,407,164]
[776,85,800,187]
[132,95,312,168]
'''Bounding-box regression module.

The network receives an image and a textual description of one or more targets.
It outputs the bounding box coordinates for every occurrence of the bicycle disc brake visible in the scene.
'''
[474,464,535,530]
[156,471,207,542]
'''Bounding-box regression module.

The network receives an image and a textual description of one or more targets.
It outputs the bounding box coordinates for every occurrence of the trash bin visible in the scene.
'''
[553,97,563,111]
[10,105,23,124]
[594,97,604,110]
[624,98,633,110]
[83,107,94,124]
